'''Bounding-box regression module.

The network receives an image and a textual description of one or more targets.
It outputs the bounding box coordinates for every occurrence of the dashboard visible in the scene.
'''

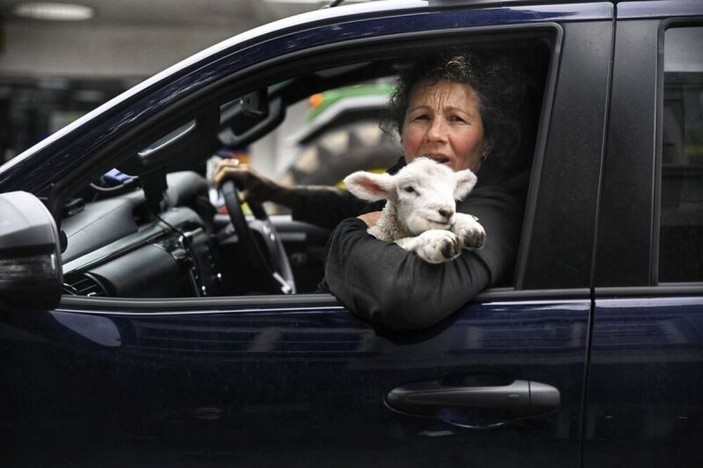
[61,172,221,298]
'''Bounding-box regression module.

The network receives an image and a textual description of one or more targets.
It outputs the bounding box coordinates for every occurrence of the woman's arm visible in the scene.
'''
[323,186,523,330]
[291,187,383,229]
[213,159,382,229]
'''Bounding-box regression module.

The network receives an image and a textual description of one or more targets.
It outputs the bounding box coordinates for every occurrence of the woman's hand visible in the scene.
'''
[214,159,279,203]
[357,211,382,227]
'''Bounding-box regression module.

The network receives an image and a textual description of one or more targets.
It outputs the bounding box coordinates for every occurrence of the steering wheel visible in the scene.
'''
[221,180,296,294]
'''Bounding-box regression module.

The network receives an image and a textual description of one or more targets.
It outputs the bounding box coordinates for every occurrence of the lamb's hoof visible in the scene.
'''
[416,230,462,264]
[453,215,486,250]
[463,227,486,249]
[441,238,461,259]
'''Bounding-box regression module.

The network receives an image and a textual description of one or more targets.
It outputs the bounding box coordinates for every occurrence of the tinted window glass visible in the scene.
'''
[659,27,703,282]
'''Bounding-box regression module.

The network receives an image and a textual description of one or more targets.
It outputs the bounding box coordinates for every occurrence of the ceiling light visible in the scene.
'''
[13,2,94,21]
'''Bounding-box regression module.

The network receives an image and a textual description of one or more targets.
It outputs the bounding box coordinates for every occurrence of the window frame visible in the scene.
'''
[595,17,661,288]
[516,19,613,290]
[57,24,569,307]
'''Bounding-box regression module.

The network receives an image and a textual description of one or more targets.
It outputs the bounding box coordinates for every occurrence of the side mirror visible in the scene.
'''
[0,192,63,310]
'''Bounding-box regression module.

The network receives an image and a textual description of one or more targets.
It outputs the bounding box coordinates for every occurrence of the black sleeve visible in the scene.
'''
[290,157,405,229]
[291,187,382,230]
[323,186,523,330]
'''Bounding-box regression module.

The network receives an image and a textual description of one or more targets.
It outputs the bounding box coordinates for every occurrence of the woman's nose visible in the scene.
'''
[426,118,448,141]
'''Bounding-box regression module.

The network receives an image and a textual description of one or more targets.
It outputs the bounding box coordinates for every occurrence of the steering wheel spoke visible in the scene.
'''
[221,180,296,294]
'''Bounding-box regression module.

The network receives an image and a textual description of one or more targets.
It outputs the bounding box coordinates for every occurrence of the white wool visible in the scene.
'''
[370,200,413,241]
[344,157,486,264]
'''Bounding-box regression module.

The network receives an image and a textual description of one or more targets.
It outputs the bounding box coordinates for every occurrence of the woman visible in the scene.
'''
[215,51,531,330]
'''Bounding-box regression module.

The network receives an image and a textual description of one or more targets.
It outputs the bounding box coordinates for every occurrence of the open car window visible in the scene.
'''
[58,29,555,300]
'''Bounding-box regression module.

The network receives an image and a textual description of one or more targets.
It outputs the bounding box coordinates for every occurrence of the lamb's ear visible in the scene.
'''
[453,168,478,200]
[344,171,396,201]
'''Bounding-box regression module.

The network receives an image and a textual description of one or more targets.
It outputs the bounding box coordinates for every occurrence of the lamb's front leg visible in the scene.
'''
[451,213,486,250]
[395,230,463,264]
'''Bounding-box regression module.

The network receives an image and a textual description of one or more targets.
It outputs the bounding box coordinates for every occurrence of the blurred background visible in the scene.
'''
[0,0,363,163]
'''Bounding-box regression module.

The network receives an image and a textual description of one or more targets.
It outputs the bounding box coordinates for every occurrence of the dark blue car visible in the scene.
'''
[1,1,701,466]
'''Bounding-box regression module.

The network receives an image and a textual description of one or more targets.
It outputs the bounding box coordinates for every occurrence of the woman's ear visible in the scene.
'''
[481,140,494,161]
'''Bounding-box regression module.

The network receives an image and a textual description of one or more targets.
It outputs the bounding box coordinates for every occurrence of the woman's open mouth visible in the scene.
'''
[424,154,452,166]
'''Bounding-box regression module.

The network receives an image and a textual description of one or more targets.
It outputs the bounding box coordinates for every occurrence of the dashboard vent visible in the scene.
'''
[63,273,107,297]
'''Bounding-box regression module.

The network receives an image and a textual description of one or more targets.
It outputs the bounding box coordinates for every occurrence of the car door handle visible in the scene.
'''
[386,378,560,427]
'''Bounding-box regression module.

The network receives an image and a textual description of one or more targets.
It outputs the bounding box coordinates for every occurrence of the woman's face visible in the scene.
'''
[401,79,491,172]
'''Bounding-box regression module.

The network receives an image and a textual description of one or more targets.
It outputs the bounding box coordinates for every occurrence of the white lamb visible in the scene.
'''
[344,157,486,264]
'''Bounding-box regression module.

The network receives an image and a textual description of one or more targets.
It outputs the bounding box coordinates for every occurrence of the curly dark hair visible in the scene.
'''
[383,50,529,162]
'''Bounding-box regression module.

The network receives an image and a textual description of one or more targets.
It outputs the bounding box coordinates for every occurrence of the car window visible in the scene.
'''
[659,26,703,283]
[208,80,402,216]
[58,32,555,300]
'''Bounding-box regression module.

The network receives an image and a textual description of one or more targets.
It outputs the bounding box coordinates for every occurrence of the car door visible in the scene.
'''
[1,3,615,467]
[587,3,703,467]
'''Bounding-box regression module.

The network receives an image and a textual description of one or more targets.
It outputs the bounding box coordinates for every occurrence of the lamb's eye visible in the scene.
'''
[403,186,416,193]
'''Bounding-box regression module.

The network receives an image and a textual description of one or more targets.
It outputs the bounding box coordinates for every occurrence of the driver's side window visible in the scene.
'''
[61,39,551,300]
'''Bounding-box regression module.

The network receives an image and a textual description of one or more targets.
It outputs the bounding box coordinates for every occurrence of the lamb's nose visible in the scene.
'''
[438,208,454,220]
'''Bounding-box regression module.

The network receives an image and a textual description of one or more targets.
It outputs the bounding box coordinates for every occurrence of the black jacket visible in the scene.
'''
[293,159,525,330]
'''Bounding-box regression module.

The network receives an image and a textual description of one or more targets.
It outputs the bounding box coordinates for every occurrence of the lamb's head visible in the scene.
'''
[344,157,478,235]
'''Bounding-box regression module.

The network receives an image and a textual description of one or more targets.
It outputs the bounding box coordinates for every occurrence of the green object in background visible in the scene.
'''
[306,83,394,121]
